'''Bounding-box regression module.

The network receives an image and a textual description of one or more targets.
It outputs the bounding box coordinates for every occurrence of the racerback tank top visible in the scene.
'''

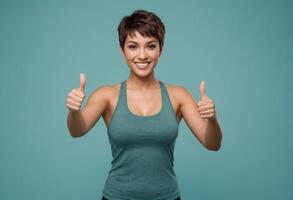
[102,79,181,200]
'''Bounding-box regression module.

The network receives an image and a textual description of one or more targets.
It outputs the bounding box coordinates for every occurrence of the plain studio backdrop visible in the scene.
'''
[0,0,292,199]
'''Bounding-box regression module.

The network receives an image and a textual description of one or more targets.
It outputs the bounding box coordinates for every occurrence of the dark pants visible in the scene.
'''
[102,196,181,200]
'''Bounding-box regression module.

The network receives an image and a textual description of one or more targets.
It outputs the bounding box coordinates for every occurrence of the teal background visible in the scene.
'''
[0,0,292,199]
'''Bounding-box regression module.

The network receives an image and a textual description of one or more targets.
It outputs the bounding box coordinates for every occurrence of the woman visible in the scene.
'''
[66,9,222,200]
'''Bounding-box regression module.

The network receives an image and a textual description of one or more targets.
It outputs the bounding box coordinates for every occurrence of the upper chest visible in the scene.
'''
[108,83,181,117]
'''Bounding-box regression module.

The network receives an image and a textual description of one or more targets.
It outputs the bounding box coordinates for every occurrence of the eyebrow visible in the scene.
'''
[127,40,158,44]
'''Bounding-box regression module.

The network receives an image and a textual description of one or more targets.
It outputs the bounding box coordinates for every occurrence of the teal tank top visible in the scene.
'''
[102,79,181,200]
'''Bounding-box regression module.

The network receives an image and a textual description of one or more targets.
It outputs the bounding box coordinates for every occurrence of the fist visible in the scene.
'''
[197,81,217,121]
[66,73,86,112]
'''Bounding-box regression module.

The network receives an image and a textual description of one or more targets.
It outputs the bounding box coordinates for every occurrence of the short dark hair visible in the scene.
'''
[117,9,165,53]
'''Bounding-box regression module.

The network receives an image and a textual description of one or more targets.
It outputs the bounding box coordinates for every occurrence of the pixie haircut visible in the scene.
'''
[117,10,165,53]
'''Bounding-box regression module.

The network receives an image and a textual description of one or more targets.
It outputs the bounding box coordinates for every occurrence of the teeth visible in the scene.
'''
[135,62,149,69]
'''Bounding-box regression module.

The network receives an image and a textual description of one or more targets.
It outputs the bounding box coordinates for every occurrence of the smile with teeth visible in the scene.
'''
[135,62,151,69]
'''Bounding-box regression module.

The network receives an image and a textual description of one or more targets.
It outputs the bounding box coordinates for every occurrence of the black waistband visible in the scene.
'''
[101,196,181,200]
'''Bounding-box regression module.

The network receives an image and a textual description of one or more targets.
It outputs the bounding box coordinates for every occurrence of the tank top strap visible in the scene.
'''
[159,80,171,107]
[119,80,128,112]
[160,80,179,125]
[120,80,126,97]
[112,80,128,115]
[159,80,168,106]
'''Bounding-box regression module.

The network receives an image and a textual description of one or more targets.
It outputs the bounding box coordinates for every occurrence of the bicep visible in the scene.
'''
[81,86,109,133]
[179,87,207,146]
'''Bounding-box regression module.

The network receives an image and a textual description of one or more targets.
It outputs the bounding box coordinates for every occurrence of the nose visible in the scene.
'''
[138,48,148,60]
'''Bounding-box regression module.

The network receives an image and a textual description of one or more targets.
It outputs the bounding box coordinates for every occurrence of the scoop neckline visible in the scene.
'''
[124,80,164,118]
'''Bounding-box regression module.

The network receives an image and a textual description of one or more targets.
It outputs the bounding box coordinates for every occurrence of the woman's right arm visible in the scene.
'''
[66,73,109,138]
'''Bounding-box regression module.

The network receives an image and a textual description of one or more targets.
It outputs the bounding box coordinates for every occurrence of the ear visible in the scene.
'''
[120,47,126,59]
[159,48,163,57]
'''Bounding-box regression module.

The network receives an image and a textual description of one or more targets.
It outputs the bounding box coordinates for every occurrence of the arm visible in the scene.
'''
[177,83,222,151]
[67,86,109,138]
[204,117,222,151]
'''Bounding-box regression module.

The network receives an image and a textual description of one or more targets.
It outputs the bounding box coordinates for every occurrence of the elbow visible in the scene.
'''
[205,141,222,151]
[68,129,84,138]
[205,132,222,151]
[67,123,86,138]
[70,133,81,138]
[69,131,80,138]
[207,144,221,151]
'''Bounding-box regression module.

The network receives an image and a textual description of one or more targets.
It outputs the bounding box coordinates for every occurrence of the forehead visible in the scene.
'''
[125,30,158,43]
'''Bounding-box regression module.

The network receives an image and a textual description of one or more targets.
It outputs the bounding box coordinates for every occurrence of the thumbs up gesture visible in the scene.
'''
[66,73,87,112]
[197,81,217,121]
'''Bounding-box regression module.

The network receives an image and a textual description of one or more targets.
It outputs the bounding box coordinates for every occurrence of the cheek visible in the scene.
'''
[124,54,134,62]
[150,52,160,60]
[124,51,136,59]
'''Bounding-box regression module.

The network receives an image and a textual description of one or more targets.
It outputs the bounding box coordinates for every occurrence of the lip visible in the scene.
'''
[134,62,151,70]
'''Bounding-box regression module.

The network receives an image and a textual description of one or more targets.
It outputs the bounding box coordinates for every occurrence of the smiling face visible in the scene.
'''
[120,30,162,78]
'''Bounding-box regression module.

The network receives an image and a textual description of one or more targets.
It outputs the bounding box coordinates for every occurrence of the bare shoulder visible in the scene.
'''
[165,83,187,93]
[89,82,121,100]
[165,83,197,105]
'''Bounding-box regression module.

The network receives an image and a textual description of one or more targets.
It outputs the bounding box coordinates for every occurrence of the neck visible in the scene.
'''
[126,74,159,90]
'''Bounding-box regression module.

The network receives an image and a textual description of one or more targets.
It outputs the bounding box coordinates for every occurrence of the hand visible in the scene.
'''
[197,81,217,121]
[66,73,86,112]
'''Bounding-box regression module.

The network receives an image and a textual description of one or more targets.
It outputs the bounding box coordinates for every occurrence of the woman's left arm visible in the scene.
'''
[177,81,222,151]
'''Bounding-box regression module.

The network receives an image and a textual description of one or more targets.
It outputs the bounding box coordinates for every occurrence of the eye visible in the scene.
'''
[148,44,157,49]
[128,45,137,49]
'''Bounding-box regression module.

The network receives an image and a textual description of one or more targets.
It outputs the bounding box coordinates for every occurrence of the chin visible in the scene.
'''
[135,70,153,77]
[138,67,156,75]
